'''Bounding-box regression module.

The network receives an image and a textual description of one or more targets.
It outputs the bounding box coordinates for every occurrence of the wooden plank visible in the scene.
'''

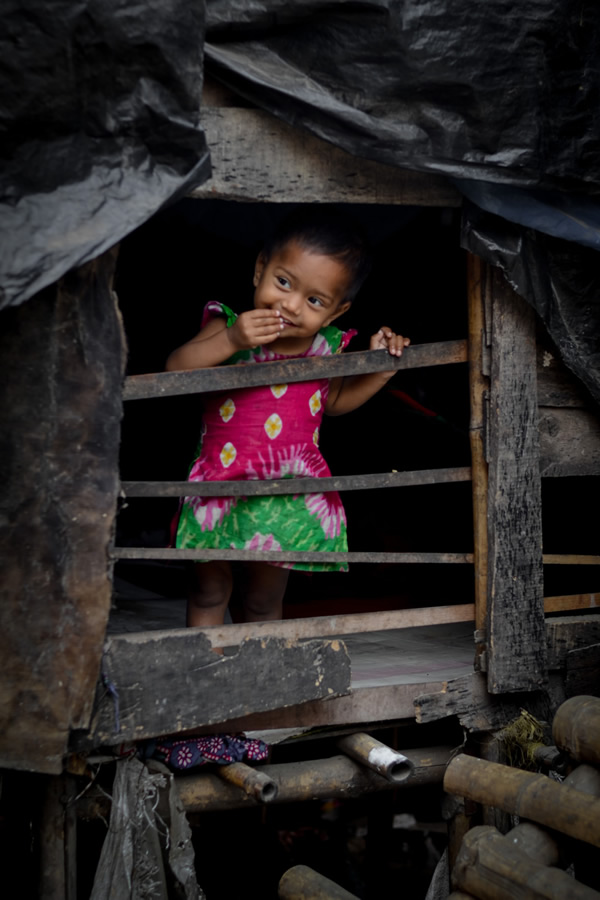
[83,634,351,745]
[546,615,600,669]
[123,340,468,400]
[565,644,600,698]
[539,407,600,476]
[113,548,474,564]
[111,604,476,650]
[467,253,490,642]
[536,337,592,408]
[0,250,125,773]
[121,465,472,498]
[486,268,545,693]
[191,107,461,207]
[543,555,600,565]
[544,593,600,613]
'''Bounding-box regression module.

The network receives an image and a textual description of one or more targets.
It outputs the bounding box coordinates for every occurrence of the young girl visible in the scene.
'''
[166,210,409,628]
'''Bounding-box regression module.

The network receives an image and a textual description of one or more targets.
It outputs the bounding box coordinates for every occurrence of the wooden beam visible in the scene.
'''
[113,547,474,564]
[539,408,600,477]
[0,250,125,773]
[123,340,468,400]
[546,615,600,669]
[543,555,600,565]
[191,107,461,207]
[467,253,490,643]
[81,634,351,746]
[486,268,545,693]
[121,465,472,498]
[163,605,475,649]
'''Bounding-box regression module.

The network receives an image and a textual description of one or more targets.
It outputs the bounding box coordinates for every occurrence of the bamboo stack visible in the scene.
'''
[443,696,600,899]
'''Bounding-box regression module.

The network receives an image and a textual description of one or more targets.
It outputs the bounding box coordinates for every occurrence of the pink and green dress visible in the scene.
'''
[175,301,356,571]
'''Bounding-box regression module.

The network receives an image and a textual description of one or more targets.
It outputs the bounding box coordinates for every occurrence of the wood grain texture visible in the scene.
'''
[191,107,461,206]
[487,269,545,693]
[113,548,474,564]
[0,250,125,773]
[85,634,351,745]
[123,340,468,400]
[539,407,600,476]
[121,466,472,498]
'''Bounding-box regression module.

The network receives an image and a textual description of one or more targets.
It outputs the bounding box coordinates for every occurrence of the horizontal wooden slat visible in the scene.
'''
[185,604,476,648]
[544,593,600,613]
[121,466,472,498]
[113,548,474,564]
[543,555,600,566]
[123,341,468,401]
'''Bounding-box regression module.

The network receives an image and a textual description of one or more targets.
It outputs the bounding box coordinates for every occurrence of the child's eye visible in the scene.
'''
[308,296,324,308]
[276,276,290,289]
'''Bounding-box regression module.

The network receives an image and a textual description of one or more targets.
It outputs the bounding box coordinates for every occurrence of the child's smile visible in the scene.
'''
[253,240,351,354]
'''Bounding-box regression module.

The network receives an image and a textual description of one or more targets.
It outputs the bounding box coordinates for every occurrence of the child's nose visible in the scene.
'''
[282,292,302,315]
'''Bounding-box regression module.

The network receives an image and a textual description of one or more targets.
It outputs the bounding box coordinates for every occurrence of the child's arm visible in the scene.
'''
[325,326,410,416]
[166,310,284,371]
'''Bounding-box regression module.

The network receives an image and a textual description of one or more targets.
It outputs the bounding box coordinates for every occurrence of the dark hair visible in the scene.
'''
[262,208,372,302]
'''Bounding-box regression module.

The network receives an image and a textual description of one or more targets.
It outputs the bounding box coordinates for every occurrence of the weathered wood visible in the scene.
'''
[539,408,600,476]
[192,107,461,206]
[467,254,490,643]
[487,268,545,693]
[452,826,600,900]
[553,696,600,766]
[0,250,125,773]
[278,865,360,900]
[546,616,600,669]
[39,775,75,900]
[188,604,475,649]
[121,465,472,497]
[544,594,600,613]
[114,547,474,564]
[123,340,468,400]
[336,733,414,784]
[84,634,351,745]
[215,761,278,803]
[536,339,593,409]
[565,644,600,698]
[444,755,600,848]
[543,555,600,565]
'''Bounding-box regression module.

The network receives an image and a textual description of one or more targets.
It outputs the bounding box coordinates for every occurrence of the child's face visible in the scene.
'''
[253,240,352,345]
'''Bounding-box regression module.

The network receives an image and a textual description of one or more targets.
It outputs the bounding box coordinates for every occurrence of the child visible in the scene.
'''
[166,210,409,628]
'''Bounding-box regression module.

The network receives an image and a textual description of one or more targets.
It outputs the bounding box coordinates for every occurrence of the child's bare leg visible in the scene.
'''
[242,562,290,622]
[187,560,233,627]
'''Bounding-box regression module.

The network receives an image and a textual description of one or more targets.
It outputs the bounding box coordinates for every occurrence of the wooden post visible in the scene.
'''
[467,253,490,662]
[444,754,600,848]
[336,733,414,783]
[39,775,77,900]
[278,864,360,900]
[486,267,545,692]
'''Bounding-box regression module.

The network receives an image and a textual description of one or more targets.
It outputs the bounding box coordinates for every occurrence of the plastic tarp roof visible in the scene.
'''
[2,1,599,399]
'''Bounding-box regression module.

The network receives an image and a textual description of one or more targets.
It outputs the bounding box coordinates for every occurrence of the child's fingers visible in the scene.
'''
[371,326,410,356]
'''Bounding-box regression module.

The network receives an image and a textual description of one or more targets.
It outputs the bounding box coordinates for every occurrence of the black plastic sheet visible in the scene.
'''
[0,0,210,310]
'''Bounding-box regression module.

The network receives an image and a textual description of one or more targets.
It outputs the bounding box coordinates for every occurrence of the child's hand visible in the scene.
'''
[228,309,283,350]
[370,326,410,357]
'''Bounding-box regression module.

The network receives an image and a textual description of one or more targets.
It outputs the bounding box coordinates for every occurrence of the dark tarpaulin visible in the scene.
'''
[0,0,210,310]
[2,1,599,398]
[204,0,600,402]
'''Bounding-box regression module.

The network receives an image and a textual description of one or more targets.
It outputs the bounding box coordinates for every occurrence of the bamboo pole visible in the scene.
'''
[215,761,278,803]
[453,826,600,900]
[336,733,414,784]
[278,865,360,900]
[444,754,600,848]
[553,696,600,767]
[467,252,489,639]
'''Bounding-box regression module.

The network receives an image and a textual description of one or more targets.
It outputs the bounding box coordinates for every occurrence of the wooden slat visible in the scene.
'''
[175,604,477,648]
[84,634,351,744]
[467,253,489,638]
[113,548,474,564]
[543,555,600,565]
[544,593,600,613]
[486,269,546,693]
[192,106,461,207]
[121,466,472,498]
[123,340,468,400]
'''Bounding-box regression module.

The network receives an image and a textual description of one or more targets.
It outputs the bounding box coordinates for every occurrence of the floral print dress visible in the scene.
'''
[175,301,356,571]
